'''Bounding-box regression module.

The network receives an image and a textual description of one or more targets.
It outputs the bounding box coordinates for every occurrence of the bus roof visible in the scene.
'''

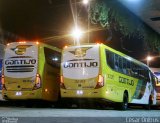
[101,44,148,68]
[7,41,62,53]
[63,43,148,69]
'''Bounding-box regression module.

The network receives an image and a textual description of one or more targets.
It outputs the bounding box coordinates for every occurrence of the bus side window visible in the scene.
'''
[126,60,131,75]
[151,73,156,86]
[130,62,134,76]
[44,47,61,68]
[143,68,148,81]
[138,67,145,79]
[122,58,127,74]
[119,57,123,72]
[144,70,150,82]
[134,64,138,77]
[114,54,119,71]
[106,50,114,69]
[140,68,145,80]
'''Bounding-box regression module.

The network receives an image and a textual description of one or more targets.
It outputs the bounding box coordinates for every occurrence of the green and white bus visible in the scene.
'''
[60,43,156,110]
[2,41,61,102]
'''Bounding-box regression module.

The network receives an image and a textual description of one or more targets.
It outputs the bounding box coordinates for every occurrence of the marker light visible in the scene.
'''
[64,46,68,49]
[96,42,102,45]
[19,41,26,44]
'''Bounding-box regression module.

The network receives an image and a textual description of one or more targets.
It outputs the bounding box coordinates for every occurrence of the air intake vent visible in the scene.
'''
[150,17,160,21]
[6,65,34,72]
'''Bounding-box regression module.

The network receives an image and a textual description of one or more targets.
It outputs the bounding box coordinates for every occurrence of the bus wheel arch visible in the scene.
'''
[115,90,129,110]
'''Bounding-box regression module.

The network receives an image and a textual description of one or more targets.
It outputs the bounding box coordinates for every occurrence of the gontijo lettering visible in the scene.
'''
[119,76,134,86]
[5,59,36,65]
[63,61,98,68]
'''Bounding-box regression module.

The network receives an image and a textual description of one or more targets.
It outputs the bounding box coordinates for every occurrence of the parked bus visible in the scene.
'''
[0,44,5,100]
[60,43,156,110]
[153,73,160,106]
[2,41,61,102]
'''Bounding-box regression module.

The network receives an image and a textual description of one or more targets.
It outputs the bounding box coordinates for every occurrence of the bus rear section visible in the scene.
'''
[2,42,41,100]
[2,42,61,102]
[60,44,106,101]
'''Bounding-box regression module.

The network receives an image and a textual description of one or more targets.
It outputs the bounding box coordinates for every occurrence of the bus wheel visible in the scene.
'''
[120,92,128,110]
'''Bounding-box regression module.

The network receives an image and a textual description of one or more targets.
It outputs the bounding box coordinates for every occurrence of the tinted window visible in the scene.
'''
[106,50,114,69]
[122,58,127,74]
[44,47,61,68]
[114,54,119,71]
[119,57,123,71]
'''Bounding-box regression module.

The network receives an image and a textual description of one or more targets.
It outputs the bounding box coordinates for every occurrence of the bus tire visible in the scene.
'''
[144,96,152,110]
[120,92,128,110]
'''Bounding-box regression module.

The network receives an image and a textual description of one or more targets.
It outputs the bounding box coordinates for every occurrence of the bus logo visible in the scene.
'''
[11,45,32,55]
[69,47,91,57]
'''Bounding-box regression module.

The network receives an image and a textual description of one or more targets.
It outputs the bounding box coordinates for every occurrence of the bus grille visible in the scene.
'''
[6,65,34,72]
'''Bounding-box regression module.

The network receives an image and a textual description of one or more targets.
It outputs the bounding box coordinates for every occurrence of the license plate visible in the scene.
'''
[15,91,22,96]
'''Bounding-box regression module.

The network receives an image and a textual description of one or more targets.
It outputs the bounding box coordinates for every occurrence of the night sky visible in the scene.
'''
[0,0,72,40]
[0,0,107,48]
[0,0,159,67]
